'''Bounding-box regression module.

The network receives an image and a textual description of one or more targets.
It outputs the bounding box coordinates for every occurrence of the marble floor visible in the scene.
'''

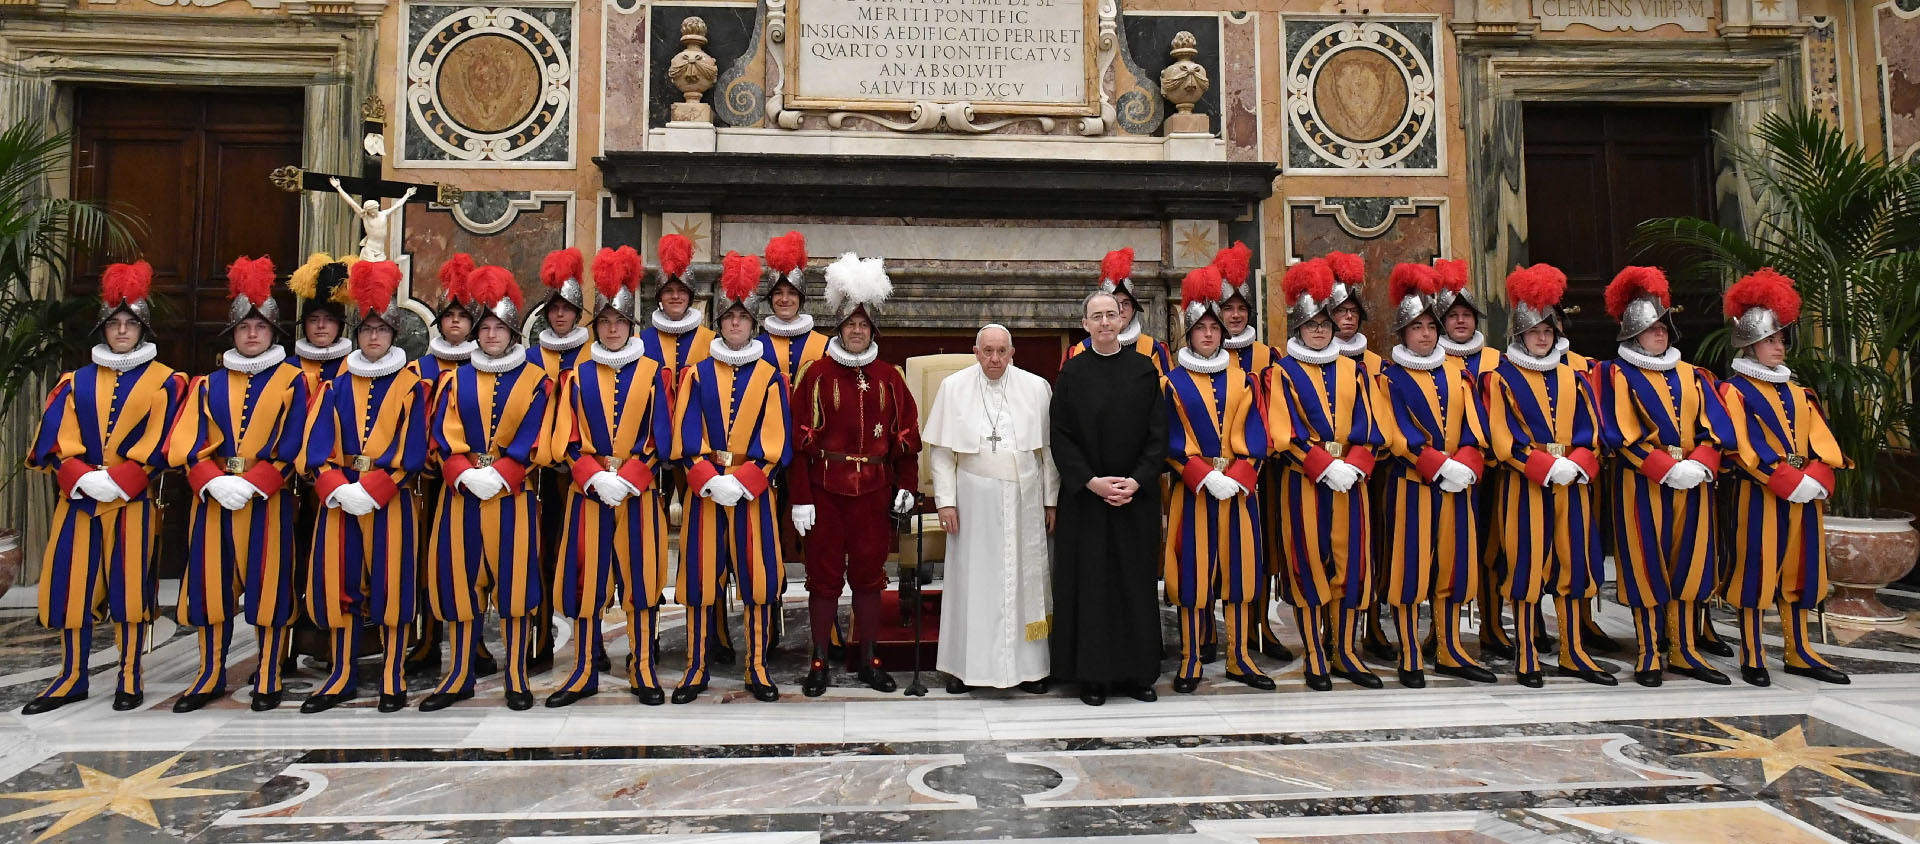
[0,582,1917,844]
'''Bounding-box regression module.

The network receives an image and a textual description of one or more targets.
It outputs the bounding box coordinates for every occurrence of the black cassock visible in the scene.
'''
[1048,347,1167,686]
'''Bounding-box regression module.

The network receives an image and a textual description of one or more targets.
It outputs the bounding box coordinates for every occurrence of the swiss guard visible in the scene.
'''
[424,265,554,712]
[166,256,310,713]
[23,261,186,714]
[643,233,716,374]
[1717,269,1850,687]
[547,246,674,707]
[758,230,829,650]
[1269,258,1383,692]
[1325,250,1396,663]
[791,252,921,698]
[671,251,792,703]
[1063,248,1171,373]
[530,247,597,673]
[1483,264,1613,688]
[300,260,431,713]
[1374,263,1495,688]
[1162,261,1271,693]
[288,253,355,389]
[1599,267,1734,688]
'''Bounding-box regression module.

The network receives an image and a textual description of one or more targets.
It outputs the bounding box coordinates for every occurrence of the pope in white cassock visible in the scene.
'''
[927,324,1060,694]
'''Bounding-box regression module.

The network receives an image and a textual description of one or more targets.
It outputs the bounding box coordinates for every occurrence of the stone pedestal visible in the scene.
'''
[653,124,719,153]
[1164,133,1225,162]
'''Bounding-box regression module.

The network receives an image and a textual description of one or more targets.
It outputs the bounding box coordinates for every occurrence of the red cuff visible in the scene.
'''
[1302,446,1335,480]
[686,460,720,497]
[242,462,284,498]
[55,459,91,497]
[314,469,349,503]
[1455,446,1484,480]
[1524,450,1558,486]
[571,456,605,491]
[733,463,769,498]
[491,458,526,493]
[1181,457,1213,492]
[106,461,148,499]
[618,458,656,493]
[186,461,224,495]
[442,453,475,485]
[1688,445,1722,475]
[1345,447,1375,478]
[1805,462,1836,495]
[1414,447,1449,483]
[1568,448,1600,482]
[1768,464,1807,499]
[1639,448,1679,484]
[360,470,400,507]
[1224,459,1258,492]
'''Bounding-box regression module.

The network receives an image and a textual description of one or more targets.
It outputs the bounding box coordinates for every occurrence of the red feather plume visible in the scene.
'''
[1723,268,1801,325]
[1100,247,1134,282]
[1434,258,1469,293]
[226,255,275,305]
[617,246,644,292]
[1282,258,1335,304]
[1326,251,1364,285]
[540,247,583,291]
[1505,263,1567,310]
[765,231,807,276]
[720,251,762,303]
[1181,265,1224,311]
[100,261,153,307]
[592,248,626,301]
[468,265,522,309]
[439,254,475,304]
[347,260,402,318]
[1604,266,1671,320]
[1211,241,1253,286]
[659,234,693,279]
[1389,262,1439,303]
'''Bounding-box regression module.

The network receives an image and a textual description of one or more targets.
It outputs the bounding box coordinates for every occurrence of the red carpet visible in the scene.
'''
[845,587,943,671]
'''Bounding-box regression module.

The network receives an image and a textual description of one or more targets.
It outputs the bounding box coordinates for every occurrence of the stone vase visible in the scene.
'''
[1824,512,1920,625]
[0,530,19,602]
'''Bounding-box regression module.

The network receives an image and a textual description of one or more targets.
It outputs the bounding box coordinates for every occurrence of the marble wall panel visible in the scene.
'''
[402,193,573,308]
[1220,12,1259,162]
[1280,16,1442,174]
[1286,197,1444,328]
[648,4,757,131]
[1882,2,1920,161]
[1121,14,1222,136]
[1806,15,1842,128]
[717,219,1163,264]
[603,0,649,152]
[399,2,577,167]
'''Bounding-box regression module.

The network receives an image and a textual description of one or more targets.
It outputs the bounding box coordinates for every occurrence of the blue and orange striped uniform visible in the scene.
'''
[1484,354,1606,676]
[1376,353,1491,674]
[550,351,674,695]
[1267,351,1381,679]
[1718,370,1848,672]
[759,328,831,645]
[404,350,470,668]
[1445,344,1520,654]
[426,355,553,698]
[1228,338,1288,651]
[298,354,346,404]
[671,354,791,691]
[642,323,715,378]
[1598,357,1734,674]
[301,363,430,699]
[1162,360,1270,683]
[527,341,589,669]
[167,357,310,699]
[1065,333,1171,376]
[27,355,185,702]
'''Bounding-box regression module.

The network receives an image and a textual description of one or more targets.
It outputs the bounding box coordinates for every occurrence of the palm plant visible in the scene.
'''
[1634,109,1920,518]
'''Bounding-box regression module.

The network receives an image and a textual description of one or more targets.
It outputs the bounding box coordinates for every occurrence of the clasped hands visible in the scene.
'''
[1087,475,1139,507]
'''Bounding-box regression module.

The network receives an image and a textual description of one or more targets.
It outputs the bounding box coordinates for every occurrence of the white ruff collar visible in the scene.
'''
[1337,333,1371,357]
[347,347,407,378]
[710,337,765,367]
[223,345,287,374]
[591,339,645,368]
[827,337,880,368]
[1177,347,1230,373]
[539,325,590,351]
[1733,356,1793,383]
[1286,338,1340,366]
[1440,332,1486,357]
[1391,344,1446,371]
[91,342,157,372]
[1506,337,1570,372]
[1222,326,1257,350]
[429,336,476,362]
[652,308,703,334]
[763,314,814,337]
[1116,318,1142,345]
[1618,343,1680,372]
[296,337,352,362]
[471,344,526,373]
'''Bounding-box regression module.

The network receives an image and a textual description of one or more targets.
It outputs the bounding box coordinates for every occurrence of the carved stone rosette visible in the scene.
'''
[1160,31,1210,134]
[669,16,719,124]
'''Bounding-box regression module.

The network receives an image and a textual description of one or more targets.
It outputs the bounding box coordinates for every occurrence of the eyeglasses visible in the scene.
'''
[1085,310,1123,323]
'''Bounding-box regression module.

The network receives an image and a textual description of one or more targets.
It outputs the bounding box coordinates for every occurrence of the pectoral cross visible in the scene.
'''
[986,432,1003,452]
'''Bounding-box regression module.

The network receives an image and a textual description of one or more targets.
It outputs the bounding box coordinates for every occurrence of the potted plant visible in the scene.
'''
[1637,109,1920,625]
[0,119,142,600]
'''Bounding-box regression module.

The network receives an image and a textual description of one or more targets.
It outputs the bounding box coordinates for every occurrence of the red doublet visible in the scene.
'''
[790,357,921,598]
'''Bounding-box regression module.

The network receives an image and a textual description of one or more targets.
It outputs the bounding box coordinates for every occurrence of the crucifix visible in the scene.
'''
[268,93,463,260]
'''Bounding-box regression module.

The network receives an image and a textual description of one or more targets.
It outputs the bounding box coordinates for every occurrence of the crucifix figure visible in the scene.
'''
[334,176,415,262]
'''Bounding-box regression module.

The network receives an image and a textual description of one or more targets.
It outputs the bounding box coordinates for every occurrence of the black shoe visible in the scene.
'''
[1633,670,1664,688]
[299,690,354,714]
[22,691,87,715]
[1304,673,1333,692]
[858,662,897,693]
[474,654,499,678]
[713,645,737,666]
[419,690,474,711]
[1785,663,1851,685]
[1670,664,1731,686]
[1080,686,1106,706]
[1123,684,1157,702]
[1433,663,1497,684]
[1482,639,1516,661]
[174,688,226,713]
[250,690,284,711]
[1362,637,1400,662]
[594,652,612,673]
[945,678,973,695]
[1515,671,1544,688]
[1172,676,1200,694]
[629,685,666,706]
[1225,671,1276,691]
[1200,642,1217,665]
[113,691,144,711]
[1258,639,1295,662]
[1333,668,1383,689]
[1741,666,1771,687]
[1397,669,1426,689]
[1699,636,1735,658]
[746,682,780,702]
[1019,679,1050,695]
[505,690,534,711]
[1555,666,1618,686]
[377,693,407,713]
[802,661,830,697]
[544,688,597,708]
[671,682,707,704]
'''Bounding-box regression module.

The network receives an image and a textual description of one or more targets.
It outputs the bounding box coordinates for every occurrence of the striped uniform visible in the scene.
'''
[550,351,674,695]
[1228,338,1286,651]
[759,327,830,638]
[1162,361,1269,682]
[427,356,553,697]
[671,354,792,690]
[1375,353,1490,674]
[302,363,431,699]
[1065,334,1171,376]
[1446,345,1521,655]
[298,355,347,402]
[27,355,185,701]
[168,358,310,699]
[1267,352,1381,678]
[527,341,589,666]
[403,351,470,669]
[642,323,715,376]
[1718,371,1847,672]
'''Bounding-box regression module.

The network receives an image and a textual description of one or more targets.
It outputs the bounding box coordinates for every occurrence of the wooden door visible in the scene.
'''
[1522,106,1717,358]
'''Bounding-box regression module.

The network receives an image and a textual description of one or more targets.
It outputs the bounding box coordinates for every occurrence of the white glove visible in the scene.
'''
[792,504,817,536]
[1436,459,1478,493]
[893,489,917,514]
[1786,475,1825,504]
[205,476,256,511]
[76,470,125,503]
[459,467,506,500]
[1201,470,1242,500]
[701,474,745,508]
[1660,460,1711,490]
[326,482,378,516]
[589,471,630,506]
[1545,456,1582,486]
[1316,460,1361,493]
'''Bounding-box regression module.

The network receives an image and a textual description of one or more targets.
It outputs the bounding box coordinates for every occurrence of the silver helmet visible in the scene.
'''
[435,254,477,320]
[1606,266,1679,342]
[1724,268,1800,349]
[536,247,586,330]
[1387,263,1440,334]
[592,245,646,326]
[1325,251,1367,320]
[1098,247,1140,312]
[1431,258,1483,320]
[95,260,158,335]
[1504,263,1569,339]
[1281,258,1337,336]
[222,255,285,337]
[765,231,809,303]
[713,251,764,328]
[1180,265,1226,335]
[345,260,406,333]
[468,264,522,330]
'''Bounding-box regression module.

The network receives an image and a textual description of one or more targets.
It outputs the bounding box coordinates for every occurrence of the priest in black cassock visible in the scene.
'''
[1049,290,1168,706]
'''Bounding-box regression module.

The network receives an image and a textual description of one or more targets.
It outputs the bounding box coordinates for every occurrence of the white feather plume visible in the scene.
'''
[824,251,890,315]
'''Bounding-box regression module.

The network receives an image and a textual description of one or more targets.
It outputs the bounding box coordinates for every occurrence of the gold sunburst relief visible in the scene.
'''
[1660,719,1917,792]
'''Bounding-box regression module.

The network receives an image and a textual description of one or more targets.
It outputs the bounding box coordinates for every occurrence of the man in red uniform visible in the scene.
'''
[791,252,922,696]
